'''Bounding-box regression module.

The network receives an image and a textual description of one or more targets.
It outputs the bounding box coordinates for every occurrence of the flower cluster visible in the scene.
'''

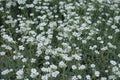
[0,0,120,80]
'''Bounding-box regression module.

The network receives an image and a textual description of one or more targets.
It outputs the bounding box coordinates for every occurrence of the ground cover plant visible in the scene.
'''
[0,0,120,80]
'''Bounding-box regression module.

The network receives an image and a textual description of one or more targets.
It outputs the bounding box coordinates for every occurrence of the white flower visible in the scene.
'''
[16,69,24,79]
[77,75,82,79]
[101,46,108,51]
[100,41,104,44]
[41,75,48,80]
[111,25,117,29]
[94,50,100,54]
[118,54,120,57]
[114,16,120,23]
[41,67,51,72]
[1,69,13,75]
[93,45,97,49]
[105,70,108,73]
[36,50,42,57]
[62,55,73,61]
[30,68,39,78]
[37,22,46,30]
[26,37,34,42]
[72,76,78,80]
[31,58,36,63]
[19,45,25,50]
[78,65,86,70]
[90,64,95,68]
[110,60,117,65]
[82,40,87,44]
[17,0,27,4]
[72,54,81,60]
[0,7,3,11]
[86,75,91,80]
[26,4,34,8]
[22,58,27,62]
[112,66,118,72]
[51,71,59,77]
[97,0,103,3]
[1,45,12,50]
[44,61,50,65]
[0,52,5,56]
[59,61,67,68]
[24,78,29,80]
[115,29,120,33]
[108,36,113,39]
[89,46,94,50]
[33,0,39,4]
[100,77,107,80]
[50,64,57,70]
[107,42,117,49]
[72,65,77,70]
[49,21,57,28]
[95,71,100,77]
[44,56,50,60]
[2,34,14,43]
[108,75,116,80]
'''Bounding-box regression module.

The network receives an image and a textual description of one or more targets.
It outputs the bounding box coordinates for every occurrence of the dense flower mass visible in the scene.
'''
[0,0,120,80]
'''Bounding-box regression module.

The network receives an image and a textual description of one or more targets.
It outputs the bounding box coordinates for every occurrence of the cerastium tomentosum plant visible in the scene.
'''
[0,0,120,80]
